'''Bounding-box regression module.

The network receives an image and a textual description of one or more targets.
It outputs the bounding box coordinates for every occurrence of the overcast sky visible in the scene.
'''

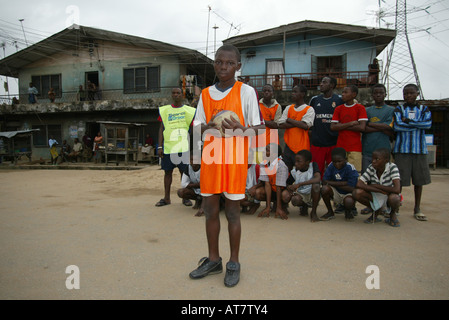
[0,0,448,100]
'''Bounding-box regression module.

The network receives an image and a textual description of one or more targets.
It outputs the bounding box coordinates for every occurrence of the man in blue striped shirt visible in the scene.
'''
[393,84,432,222]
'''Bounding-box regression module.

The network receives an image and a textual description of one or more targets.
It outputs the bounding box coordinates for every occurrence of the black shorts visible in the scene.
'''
[161,152,189,172]
[394,153,431,186]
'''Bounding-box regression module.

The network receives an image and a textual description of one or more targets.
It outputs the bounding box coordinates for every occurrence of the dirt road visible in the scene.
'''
[0,167,448,300]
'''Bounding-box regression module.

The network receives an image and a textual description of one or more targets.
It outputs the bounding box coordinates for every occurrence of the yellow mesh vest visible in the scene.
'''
[159,104,196,154]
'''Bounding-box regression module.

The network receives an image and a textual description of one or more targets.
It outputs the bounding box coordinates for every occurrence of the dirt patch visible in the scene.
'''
[0,168,448,300]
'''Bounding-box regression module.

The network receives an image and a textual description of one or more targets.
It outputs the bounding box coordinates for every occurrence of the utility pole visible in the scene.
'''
[19,19,28,47]
[382,0,424,99]
[213,24,219,55]
[205,6,211,59]
[1,42,10,101]
[204,6,212,87]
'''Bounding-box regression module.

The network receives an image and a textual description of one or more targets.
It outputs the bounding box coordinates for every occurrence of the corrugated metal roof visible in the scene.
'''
[0,129,40,138]
[224,20,396,55]
[0,24,214,78]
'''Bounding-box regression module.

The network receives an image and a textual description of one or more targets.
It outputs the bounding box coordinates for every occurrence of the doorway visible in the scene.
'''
[85,71,99,88]
[85,71,99,100]
[86,122,101,140]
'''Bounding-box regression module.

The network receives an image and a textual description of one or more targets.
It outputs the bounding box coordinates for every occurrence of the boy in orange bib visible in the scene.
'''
[189,45,264,287]
[278,84,315,171]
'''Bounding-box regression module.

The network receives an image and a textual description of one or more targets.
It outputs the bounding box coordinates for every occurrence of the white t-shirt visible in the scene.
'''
[278,103,315,128]
[181,165,201,195]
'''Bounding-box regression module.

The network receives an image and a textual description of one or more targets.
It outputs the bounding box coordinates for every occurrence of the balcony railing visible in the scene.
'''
[242,71,378,92]
[1,86,188,105]
[0,72,379,105]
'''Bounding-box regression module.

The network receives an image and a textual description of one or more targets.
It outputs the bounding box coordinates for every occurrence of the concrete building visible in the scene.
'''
[0,25,215,160]
[223,20,396,93]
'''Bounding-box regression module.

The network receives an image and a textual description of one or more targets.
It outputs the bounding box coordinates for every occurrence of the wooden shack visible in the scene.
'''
[99,121,147,166]
[0,129,39,164]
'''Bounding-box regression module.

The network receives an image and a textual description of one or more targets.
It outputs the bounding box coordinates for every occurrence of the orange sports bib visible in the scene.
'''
[200,81,249,195]
[283,104,311,153]
[257,102,280,147]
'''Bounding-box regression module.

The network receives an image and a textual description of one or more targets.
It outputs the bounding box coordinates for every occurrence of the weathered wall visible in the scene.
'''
[18,40,181,96]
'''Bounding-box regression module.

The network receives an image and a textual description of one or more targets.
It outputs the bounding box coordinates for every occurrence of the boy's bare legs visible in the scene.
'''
[200,194,241,286]
[204,194,221,262]
[320,185,335,220]
[414,185,423,214]
[387,193,401,226]
[189,193,223,280]
[310,184,321,222]
[163,170,172,203]
[225,197,241,263]
[223,197,242,287]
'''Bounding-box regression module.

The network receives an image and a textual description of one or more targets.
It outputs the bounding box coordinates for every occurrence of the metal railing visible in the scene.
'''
[1,72,378,105]
[243,71,377,92]
[2,86,190,105]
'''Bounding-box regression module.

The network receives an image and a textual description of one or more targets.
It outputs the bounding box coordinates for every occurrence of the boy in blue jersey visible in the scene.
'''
[320,147,359,222]
[393,84,432,221]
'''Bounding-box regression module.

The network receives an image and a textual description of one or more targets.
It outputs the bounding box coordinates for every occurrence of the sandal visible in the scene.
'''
[385,218,400,227]
[364,214,382,224]
[361,207,373,215]
[155,198,170,207]
[183,199,193,206]
[320,212,335,221]
[414,211,428,221]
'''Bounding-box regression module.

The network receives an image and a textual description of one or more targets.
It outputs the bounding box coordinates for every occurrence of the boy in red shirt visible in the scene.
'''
[330,85,367,172]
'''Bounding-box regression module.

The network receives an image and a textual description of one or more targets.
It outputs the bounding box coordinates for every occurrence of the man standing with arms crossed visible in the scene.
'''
[309,76,343,177]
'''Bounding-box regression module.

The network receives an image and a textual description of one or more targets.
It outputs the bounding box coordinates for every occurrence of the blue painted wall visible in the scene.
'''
[239,34,377,75]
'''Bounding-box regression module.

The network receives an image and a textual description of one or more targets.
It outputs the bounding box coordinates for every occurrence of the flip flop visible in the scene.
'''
[155,198,170,207]
[320,213,335,221]
[361,207,373,215]
[183,199,193,206]
[364,215,382,224]
[414,212,428,221]
[385,218,400,227]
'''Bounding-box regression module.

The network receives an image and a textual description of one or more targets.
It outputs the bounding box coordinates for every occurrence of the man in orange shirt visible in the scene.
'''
[278,84,315,171]
[190,45,264,287]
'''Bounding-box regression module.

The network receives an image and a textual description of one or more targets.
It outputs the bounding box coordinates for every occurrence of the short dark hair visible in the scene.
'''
[293,84,307,95]
[403,83,419,92]
[373,148,391,161]
[267,143,283,157]
[263,84,274,91]
[216,45,241,62]
[372,83,386,93]
[331,147,347,159]
[327,76,337,89]
[296,149,312,162]
[347,85,359,95]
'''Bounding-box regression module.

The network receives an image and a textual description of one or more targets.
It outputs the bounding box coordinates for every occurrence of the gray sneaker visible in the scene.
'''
[189,257,223,279]
[224,261,240,287]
